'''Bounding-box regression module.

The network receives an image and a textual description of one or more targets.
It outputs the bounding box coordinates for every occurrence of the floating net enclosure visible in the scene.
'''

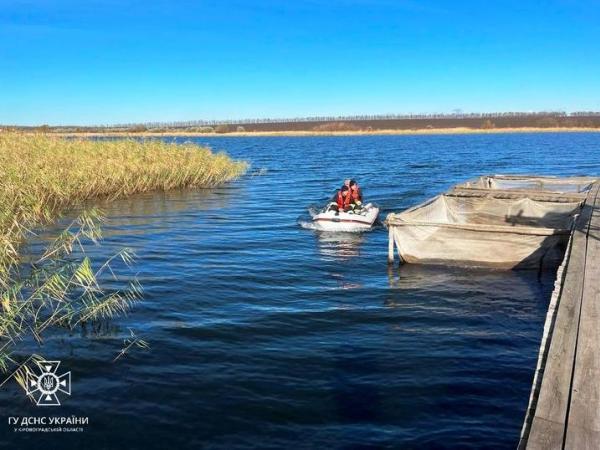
[386,195,583,269]
[456,175,597,194]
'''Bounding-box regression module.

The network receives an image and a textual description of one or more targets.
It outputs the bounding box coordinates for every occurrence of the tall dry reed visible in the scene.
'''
[0,132,247,282]
[0,133,246,382]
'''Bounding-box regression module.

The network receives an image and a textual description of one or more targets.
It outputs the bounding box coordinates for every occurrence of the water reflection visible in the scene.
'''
[91,186,240,234]
[385,263,553,319]
[316,231,366,261]
[26,186,240,256]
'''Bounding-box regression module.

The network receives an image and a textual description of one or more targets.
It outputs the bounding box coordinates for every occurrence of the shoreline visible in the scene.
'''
[22,126,600,138]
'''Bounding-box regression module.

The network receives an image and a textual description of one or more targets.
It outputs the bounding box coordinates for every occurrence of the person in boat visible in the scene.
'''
[331,185,351,212]
[349,180,362,205]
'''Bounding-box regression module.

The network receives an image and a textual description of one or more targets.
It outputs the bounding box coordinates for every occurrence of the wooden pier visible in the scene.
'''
[520,182,600,449]
[385,175,600,446]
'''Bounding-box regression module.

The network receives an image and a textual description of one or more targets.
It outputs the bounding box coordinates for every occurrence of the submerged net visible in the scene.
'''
[386,195,583,269]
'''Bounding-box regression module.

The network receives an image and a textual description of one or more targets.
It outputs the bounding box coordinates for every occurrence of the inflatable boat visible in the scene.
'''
[311,203,379,231]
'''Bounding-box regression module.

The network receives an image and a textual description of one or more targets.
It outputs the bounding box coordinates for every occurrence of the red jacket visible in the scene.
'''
[350,188,362,203]
[336,190,351,209]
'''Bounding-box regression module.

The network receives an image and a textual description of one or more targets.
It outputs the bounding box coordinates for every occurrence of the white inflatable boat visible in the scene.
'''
[311,203,380,231]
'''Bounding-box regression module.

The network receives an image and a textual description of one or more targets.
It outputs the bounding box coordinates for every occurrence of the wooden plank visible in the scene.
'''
[385,219,570,236]
[519,224,574,448]
[564,186,600,448]
[525,185,597,449]
[490,175,597,182]
[522,416,565,450]
[448,186,587,203]
[564,424,600,450]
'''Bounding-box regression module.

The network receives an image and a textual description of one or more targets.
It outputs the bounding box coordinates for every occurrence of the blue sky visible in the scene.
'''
[1,0,599,125]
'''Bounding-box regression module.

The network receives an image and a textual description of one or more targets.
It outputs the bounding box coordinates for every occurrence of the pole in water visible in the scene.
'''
[388,227,395,265]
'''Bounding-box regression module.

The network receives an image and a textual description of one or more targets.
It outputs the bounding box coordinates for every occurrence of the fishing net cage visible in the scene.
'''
[456,175,596,194]
[386,194,583,269]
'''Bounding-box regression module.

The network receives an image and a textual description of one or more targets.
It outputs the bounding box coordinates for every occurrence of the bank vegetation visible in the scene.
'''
[0,133,247,385]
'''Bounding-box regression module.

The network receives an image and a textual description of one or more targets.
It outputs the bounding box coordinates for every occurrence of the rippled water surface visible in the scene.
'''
[4,133,600,449]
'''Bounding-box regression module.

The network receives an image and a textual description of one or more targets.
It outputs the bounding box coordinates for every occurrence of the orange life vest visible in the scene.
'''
[336,190,351,209]
[350,188,362,203]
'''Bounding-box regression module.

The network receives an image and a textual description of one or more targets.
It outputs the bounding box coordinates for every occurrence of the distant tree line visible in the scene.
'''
[2,111,600,132]
[107,111,600,129]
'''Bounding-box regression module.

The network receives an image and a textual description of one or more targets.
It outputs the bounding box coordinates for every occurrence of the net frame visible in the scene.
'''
[386,194,583,269]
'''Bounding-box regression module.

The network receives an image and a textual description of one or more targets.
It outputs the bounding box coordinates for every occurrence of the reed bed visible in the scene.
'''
[0,132,246,380]
[0,132,247,280]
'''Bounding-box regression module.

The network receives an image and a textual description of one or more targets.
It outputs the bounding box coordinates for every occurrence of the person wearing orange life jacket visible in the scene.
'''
[349,179,363,206]
[334,185,352,211]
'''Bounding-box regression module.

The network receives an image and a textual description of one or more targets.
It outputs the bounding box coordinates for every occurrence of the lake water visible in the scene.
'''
[3,133,600,449]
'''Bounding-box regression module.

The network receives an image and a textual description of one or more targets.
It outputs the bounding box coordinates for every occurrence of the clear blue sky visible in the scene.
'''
[1,0,599,125]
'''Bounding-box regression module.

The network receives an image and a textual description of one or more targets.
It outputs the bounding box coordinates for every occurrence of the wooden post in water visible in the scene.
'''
[388,227,394,264]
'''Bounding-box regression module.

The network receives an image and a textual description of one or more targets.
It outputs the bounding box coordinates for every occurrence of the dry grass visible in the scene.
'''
[0,133,246,378]
[0,132,247,282]
[48,126,600,138]
[312,121,361,132]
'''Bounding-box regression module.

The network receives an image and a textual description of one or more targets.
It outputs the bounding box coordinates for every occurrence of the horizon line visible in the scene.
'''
[3,110,600,129]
